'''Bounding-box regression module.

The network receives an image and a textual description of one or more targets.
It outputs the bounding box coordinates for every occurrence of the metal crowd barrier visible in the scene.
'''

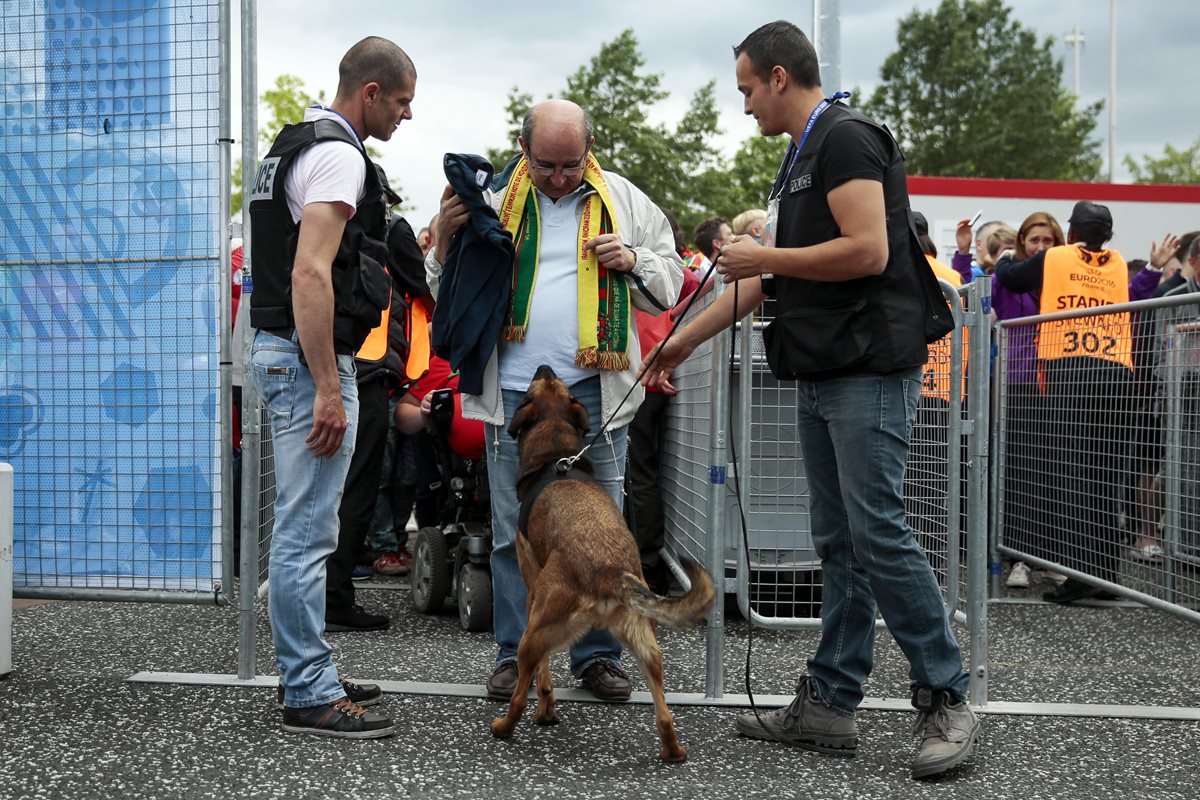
[661,276,992,702]
[994,293,1200,625]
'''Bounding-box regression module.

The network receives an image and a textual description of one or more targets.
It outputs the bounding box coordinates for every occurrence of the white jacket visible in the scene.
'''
[426,169,684,428]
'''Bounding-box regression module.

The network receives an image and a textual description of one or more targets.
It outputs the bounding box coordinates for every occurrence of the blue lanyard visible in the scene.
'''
[769,91,851,200]
[311,105,364,144]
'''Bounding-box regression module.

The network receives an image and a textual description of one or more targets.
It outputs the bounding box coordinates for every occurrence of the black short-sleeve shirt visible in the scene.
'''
[774,105,891,253]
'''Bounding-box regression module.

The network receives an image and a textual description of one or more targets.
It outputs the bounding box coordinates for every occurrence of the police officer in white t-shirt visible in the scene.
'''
[247,36,416,740]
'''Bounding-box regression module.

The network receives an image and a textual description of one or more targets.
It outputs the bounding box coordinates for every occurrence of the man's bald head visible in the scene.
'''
[520,99,593,154]
[518,100,596,199]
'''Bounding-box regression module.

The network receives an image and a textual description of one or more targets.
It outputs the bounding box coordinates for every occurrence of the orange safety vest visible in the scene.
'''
[922,255,967,403]
[405,299,431,382]
[1036,245,1132,371]
[355,289,432,383]
[356,288,392,363]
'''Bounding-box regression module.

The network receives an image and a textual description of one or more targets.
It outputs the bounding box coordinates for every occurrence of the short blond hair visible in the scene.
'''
[731,209,767,236]
[981,224,1018,272]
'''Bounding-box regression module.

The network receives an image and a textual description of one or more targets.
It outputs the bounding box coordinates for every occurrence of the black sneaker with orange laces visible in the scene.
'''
[281,697,395,739]
[277,676,384,707]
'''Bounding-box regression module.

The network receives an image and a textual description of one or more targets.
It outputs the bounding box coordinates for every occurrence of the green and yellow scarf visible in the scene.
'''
[498,153,631,370]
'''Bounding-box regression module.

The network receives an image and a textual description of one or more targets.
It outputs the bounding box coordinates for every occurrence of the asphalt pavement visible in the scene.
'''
[1,576,1197,800]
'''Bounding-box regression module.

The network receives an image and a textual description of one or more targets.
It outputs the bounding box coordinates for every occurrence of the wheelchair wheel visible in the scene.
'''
[457,564,492,632]
[411,527,449,614]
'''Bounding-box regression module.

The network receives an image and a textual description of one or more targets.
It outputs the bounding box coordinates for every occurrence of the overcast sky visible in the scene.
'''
[236,0,1200,230]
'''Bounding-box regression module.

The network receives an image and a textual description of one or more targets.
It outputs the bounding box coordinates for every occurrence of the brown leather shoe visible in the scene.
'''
[580,660,632,701]
[486,661,519,701]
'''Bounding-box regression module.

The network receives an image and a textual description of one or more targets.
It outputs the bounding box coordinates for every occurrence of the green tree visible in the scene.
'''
[860,0,1102,181]
[1124,137,1200,184]
[232,75,390,217]
[486,30,725,235]
[717,133,790,221]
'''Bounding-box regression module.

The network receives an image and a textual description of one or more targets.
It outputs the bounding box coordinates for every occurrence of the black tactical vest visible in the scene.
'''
[248,118,392,354]
[763,104,953,381]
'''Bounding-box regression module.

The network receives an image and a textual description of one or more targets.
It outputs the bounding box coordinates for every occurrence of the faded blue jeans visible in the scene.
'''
[487,376,626,676]
[250,331,358,708]
[798,368,969,716]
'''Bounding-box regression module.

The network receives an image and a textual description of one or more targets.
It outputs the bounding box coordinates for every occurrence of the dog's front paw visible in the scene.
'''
[660,745,687,763]
[534,709,560,726]
[491,717,516,738]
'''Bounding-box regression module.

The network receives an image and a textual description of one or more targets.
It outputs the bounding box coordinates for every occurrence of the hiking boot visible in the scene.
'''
[734,676,858,756]
[281,697,395,740]
[276,676,384,707]
[486,660,519,701]
[325,604,390,632]
[1005,562,1031,588]
[580,660,632,702]
[911,688,981,779]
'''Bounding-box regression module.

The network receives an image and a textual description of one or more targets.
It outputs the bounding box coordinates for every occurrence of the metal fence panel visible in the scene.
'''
[995,295,1200,623]
[661,283,724,571]
[2,0,228,598]
[662,280,978,627]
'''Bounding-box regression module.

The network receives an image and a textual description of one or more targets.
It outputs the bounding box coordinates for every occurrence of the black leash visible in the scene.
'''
[558,253,726,469]
[559,251,778,737]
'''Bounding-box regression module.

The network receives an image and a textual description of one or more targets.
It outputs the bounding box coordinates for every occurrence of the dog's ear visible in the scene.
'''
[568,396,590,434]
[507,399,536,439]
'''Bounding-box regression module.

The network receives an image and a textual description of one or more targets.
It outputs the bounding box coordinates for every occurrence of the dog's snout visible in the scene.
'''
[533,364,558,382]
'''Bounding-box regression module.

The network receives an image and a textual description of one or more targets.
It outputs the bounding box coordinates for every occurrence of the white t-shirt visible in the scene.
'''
[498,185,600,391]
[283,107,367,224]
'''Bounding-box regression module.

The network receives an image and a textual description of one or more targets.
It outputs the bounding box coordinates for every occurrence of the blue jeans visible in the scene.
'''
[250,331,358,708]
[487,376,627,676]
[797,368,969,716]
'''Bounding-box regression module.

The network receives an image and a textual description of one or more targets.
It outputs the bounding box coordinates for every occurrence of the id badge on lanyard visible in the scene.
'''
[763,197,780,251]
[759,92,850,296]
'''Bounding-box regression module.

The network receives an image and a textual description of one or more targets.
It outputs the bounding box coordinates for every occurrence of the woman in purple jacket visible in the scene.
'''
[988,212,1064,589]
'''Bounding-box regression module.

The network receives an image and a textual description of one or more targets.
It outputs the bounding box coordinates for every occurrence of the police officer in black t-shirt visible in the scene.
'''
[641,21,979,780]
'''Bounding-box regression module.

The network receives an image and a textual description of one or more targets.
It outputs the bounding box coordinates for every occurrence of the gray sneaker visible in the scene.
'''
[911,688,982,779]
[734,676,858,756]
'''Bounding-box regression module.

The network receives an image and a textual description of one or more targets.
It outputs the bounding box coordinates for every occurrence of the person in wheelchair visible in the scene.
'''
[396,354,491,629]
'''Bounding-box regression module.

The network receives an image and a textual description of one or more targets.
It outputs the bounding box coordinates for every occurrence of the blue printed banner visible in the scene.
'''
[44,0,172,133]
[1,0,222,591]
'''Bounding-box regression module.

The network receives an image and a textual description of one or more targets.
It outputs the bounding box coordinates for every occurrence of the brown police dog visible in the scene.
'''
[489,364,716,763]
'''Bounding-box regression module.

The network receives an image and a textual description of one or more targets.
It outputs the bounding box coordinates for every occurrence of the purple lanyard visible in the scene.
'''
[311,105,364,144]
[769,91,851,201]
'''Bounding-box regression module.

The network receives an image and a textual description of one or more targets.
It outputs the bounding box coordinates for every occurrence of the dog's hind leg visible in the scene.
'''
[491,654,534,739]
[615,614,688,763]
[532,657,558,726]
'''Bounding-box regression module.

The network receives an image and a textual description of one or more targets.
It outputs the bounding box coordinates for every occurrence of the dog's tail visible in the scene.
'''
[618,560,716,630]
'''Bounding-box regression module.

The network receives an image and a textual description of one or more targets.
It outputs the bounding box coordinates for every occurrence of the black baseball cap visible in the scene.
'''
[1067,200,1112,232]
[912,211,930,236]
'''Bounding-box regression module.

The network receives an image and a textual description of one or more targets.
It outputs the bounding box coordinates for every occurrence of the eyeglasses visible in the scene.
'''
[528,158,587,179]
